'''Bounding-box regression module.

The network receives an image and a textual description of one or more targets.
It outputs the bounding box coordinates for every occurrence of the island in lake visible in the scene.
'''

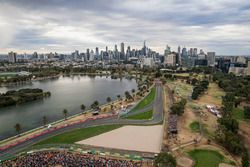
[0,88,51,108]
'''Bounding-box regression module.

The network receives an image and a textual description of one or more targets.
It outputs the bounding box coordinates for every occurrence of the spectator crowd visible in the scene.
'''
[1,151,142,167]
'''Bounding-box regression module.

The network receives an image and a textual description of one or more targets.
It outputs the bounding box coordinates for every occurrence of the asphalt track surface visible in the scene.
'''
[0,84,163,160]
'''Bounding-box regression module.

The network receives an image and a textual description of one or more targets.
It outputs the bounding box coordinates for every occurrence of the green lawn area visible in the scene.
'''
[0,72,18,79]
[131,86,156,112]
[126,110,153,120]
[35,125,122,145]
[232,107,245,120]
[189,121,200,132]
[188,149,233,167]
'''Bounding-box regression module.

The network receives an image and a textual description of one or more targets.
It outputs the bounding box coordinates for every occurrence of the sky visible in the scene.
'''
[0,0,250,55]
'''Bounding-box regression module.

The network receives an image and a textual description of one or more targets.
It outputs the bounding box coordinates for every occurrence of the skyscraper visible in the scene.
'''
[95,47,99,60]
[206,52,216,66]
[114,44,119,61]
[177,46,181,65]
[164,45,171,56]
[8,51,17,63]
[120,42,125,60]
[143,40,147,56]
[126,46,131,61]
[86,48,90,61]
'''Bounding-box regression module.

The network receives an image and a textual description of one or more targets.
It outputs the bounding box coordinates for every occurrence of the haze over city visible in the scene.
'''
[0,0,250,55]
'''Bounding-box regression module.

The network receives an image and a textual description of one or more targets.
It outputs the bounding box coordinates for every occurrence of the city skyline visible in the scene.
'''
[0,0,250,55]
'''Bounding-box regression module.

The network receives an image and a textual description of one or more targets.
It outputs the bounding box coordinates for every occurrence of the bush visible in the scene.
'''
[191,80,209,100]
[244,107,250,119]
[171,98,187,115]
[154,152,176,167]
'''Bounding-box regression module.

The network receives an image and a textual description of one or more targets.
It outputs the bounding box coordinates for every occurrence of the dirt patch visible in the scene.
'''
[195,83,225,107]
[176,156,194,167]
[239,120,250,150]
[76,125,163,153]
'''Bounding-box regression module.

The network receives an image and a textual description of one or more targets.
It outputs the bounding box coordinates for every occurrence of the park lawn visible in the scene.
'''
[232,107,245,120]
[126,110,153,120]
[35,125,122,145]
[189,121,200,132]
[131,87,156,112]
[188,149,232,167]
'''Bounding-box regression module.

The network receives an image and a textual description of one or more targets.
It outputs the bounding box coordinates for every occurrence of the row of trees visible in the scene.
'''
[216,92,249,167]
[213,72,250,101]
[191,80,209,100]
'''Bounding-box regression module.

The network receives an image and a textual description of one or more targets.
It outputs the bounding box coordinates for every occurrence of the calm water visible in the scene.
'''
[0,75,137,140]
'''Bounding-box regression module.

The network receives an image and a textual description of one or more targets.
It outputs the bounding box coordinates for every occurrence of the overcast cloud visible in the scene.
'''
[0,0,249,54]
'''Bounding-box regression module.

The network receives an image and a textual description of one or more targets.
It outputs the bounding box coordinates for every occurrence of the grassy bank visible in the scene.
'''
[131,87,156,112]
[35,125,122,145]
[126,110,153,120]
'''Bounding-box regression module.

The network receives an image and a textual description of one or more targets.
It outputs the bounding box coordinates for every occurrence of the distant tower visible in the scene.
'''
[164,45,171,56]
[8,51,17,63]
[86,48,90,61]
[95,47,99,60]
[120,42,125,60]
[177,46,181,65]
[143,40,147,56]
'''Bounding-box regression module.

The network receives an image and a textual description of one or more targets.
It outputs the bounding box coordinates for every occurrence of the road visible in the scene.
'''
[0,84,163,160]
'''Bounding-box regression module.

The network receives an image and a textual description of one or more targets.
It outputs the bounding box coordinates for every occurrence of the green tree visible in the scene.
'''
[43,116,47,127]
[125,91,131,100]
[154,152,176,167]
[106,97,111,103]
[91,100,99,109]
[131,89,135,94]
[81,104,86,114]
[14,123,21,135]
[63,109,68,120]
[244,107,250,119]
[117,94,121,100]
[191,78,198,86]
[241,149,249,167]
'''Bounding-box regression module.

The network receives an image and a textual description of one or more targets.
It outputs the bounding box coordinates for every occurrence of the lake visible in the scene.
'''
[0,75,137,140]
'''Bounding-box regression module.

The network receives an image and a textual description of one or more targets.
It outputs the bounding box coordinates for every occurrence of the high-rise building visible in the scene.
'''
[189,48,193,56]
[164,45,171,56]
[206,52,216,66]
[8,51,17,63]
[194,48,198,56]
[120,42,125,60]
[114,44,119,61]
[95,47,99,60]
[236,56,246,64]
[125,46,131,61]
[89,50,95,61]
[181,47,188,66]
[86,48,90,61]
[143,40,147,56]
[177,46,181,65]
[33,52,38,60]
[164,53,176,66]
